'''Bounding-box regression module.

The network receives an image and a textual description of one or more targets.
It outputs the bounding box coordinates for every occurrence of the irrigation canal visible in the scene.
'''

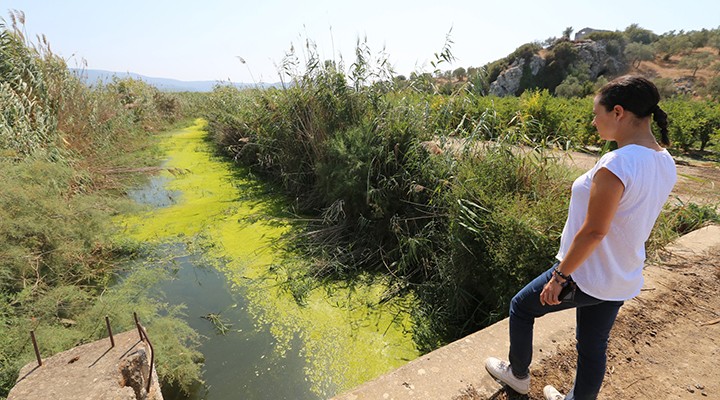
[117,119,419,399]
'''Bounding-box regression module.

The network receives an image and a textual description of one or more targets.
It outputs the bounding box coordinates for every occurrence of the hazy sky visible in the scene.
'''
[3,0,719,83]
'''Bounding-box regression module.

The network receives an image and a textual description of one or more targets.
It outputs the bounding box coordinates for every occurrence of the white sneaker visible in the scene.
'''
[484,357,530,394]
[543,385,566,400]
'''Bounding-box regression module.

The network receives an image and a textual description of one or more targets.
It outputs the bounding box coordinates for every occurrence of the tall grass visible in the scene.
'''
[201,39,578,349]
[0,12,200,397]
[203,36,719,352]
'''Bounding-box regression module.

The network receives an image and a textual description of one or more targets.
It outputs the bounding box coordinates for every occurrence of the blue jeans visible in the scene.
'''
[508,264,623,400]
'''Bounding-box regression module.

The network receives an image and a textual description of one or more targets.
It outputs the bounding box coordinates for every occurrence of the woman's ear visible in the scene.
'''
[613,105,624,120]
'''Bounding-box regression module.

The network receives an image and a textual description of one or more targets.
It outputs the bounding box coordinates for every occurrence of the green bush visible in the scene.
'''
[663,99,720,151]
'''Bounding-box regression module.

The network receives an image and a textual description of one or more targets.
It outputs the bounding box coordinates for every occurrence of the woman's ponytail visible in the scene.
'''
[652,105,670,147]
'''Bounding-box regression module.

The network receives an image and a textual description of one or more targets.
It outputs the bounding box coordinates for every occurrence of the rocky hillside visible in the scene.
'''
[433,25,720,99]
[489,38,630,96]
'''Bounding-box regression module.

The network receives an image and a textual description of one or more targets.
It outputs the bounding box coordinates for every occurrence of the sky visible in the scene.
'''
[3,0,719,84]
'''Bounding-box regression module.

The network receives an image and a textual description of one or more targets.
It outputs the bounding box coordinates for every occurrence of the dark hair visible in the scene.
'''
[597,75,670,146]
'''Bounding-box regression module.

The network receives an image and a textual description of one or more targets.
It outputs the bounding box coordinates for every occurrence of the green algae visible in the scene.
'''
[116,119,419,397]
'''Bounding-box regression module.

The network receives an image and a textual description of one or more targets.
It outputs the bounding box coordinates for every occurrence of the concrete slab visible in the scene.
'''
[9,330,162,400]
[664,225,720,257]
[333,309,575,400]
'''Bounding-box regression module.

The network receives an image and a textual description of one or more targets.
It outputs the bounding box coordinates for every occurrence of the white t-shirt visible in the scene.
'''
[555,145,677,301]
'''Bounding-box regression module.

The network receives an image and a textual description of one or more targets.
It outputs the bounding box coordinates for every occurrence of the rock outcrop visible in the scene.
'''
[575,40,628,79]
[489,55,547,97]
[488,40,629,97]
[490,58,525,96]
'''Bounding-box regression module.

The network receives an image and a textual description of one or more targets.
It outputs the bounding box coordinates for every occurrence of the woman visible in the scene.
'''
[484,75,677,400]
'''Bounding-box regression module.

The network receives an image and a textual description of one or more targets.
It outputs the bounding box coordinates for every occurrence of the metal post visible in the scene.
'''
[136,323,155,395]
[105,316,115,348]
[30,330,42,367]
[133,312,143,341]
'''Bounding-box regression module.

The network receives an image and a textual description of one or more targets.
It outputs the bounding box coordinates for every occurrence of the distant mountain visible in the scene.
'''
[70,69,281,92]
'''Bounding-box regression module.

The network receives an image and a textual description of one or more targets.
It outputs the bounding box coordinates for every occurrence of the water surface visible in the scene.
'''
[118,119,418,399]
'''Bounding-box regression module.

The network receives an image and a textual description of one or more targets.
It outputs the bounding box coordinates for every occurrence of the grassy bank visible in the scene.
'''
[0,15,201,397]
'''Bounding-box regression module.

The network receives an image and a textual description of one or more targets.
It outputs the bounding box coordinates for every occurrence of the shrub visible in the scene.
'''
[653,77,677,99]
[555,76,586,98]
[664,99,720,151]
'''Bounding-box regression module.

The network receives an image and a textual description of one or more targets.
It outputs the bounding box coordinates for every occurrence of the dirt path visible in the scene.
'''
[558,150,720,205]
[532,244,720,399]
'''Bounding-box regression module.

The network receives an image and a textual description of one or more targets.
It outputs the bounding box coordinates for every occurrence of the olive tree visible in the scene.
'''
[679,52,715,77]
[624,42,656,68]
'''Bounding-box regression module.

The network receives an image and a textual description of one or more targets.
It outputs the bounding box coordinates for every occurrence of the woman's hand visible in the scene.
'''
[540,277,564,306]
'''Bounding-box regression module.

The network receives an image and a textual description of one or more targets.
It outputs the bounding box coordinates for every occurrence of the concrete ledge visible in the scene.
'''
[333,309,575,399]
[9,330,162,400]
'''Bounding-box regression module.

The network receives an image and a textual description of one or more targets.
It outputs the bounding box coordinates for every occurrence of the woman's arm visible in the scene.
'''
[540,167,625,306]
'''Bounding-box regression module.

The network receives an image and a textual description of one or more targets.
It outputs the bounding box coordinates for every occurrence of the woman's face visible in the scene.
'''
[592,96,617,141]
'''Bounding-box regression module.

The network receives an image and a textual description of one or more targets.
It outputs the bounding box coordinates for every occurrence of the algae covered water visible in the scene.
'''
[118,119,419,399]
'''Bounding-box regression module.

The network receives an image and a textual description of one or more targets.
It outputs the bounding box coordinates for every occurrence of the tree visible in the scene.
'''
[711,61,720,74]
[542,36,558,47]
[679,52,715,77]
[624,23,657,44]
[624,42,656,68]
[687,29,711,48]
[709,30,720,55]
[452,67,467,81]
[562,26,574,40]
[654,34,693,61]
[653,77,676,99]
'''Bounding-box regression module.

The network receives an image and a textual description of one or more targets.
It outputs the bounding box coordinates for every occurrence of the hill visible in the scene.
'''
[70,69,282,92]
[433,25,720,99]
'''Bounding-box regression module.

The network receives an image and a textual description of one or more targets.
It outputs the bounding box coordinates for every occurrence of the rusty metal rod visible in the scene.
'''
[139,325,155,395]
[133,312,143,341]
[105,316,115,348]
[30,330,42,367]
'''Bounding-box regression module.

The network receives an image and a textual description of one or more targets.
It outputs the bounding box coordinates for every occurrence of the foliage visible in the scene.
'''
[555,76,586,98]
[654,32,694,61]
[624,24,658,45]
[0,13,201,397]
[653,77,677,99]
[624,42,656,68]
[0,17,58,158]
[663,99,720,151]
[585,31,627,57]
[533,40,579,92]
[678,52,715,77]
[667,201,720,234]
[707,75,720,101]
[203,36,586,349]
[437,143,570,335]
[709,31,720,55]
[452,67,467,80]
[201,27,720,358]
